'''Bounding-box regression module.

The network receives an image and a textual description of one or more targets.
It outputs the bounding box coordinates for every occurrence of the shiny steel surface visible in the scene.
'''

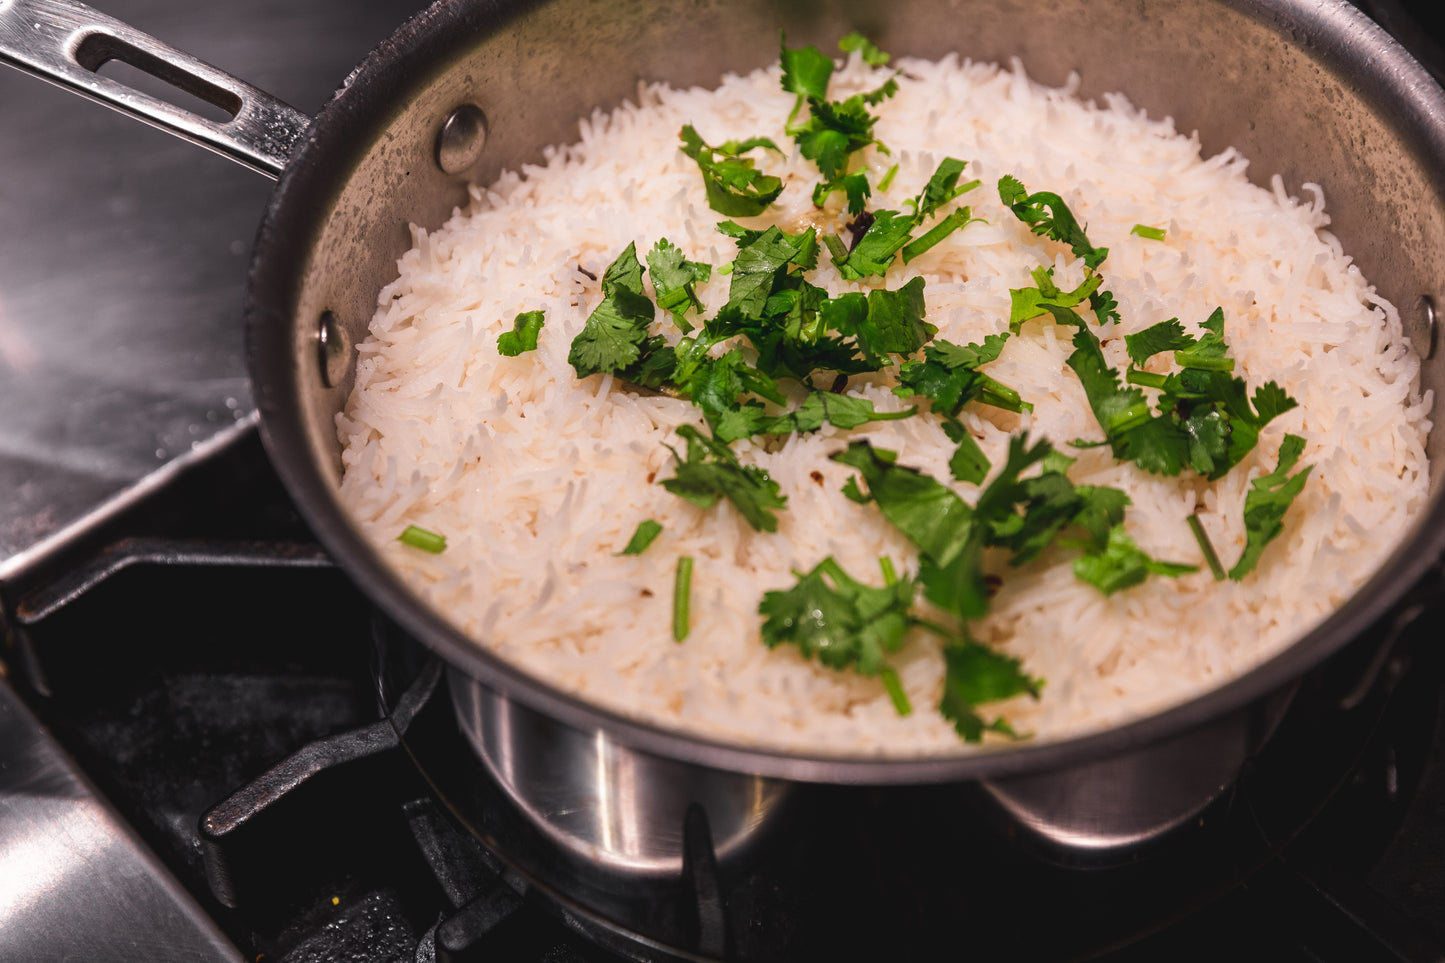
[435,102,488,175]
[0,0,310,177]
[0,0,424,583]
[450,670,789,875]
[0,678,242,962]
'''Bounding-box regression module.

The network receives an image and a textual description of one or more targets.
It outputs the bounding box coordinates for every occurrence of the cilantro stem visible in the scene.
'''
[979,375,1031,413]
[1187,514,1226,581]
[1126,369,1168,389]
[398,525,446,553]
[909,616,957,639]
[880,667,913,716]
[1130,223,1167,241]
[879,556,898,586]
[673,556,694,641]
[878,163,899,192]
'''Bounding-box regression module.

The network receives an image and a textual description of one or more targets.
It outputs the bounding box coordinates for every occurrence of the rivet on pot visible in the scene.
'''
[436,103,488,175]
[317,310,350,389]
[1418,295,1437,360]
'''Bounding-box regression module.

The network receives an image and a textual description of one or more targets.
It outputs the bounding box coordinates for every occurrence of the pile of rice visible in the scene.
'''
[335,50,1432,755]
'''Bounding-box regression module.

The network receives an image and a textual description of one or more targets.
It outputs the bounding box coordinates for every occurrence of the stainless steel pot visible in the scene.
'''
[5,0,1445,950]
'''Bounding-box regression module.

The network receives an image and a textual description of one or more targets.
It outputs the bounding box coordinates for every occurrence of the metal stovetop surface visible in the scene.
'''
[0,0,428,580]
[0,2,423,959]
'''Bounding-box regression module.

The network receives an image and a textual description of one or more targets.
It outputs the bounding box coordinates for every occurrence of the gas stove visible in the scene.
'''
[3,2,1445,962]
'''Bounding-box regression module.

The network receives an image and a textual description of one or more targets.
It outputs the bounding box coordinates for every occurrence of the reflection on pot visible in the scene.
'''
[980,685,1296,865]
[448,668,790,876]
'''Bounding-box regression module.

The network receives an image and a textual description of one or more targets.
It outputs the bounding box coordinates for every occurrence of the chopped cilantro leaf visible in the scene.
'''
[838,31,891,66]
[725,224,819,317]
[1174,308,1234,372]
[782,33,898,183]
[616,519,663,556]
[1066,325,1158,445]
[779,36,834,118]
[894,333,1028,418]
[678,348,785,442]
[679,124,784,217]
[567,243,657,379]
[601,239,647,296]
[912,158,976,219]
[1228,434,1312,580]
[661,425,787,532]
[1072,525,1196,595]
[813,170,873,214]
[1090,286,1121,325]
[861,277,936,357]
[1069,485,1132,555]
[761,391,915,435]
[939,638,1041,742]
[831,208,915,279]
[647,239,711,331]
[997,175,1109,270]
[942,420,990,485]
[792,93,885,181]
[831,441,974,567]
[1125,318,1192,366]
[1008,266,1102,332]
[497,310,544,357]
[759,556,915,676]
[831,159,979,276]
[1062,305,1297,480]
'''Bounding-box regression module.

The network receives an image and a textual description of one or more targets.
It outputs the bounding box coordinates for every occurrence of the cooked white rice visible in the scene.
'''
[336,51,1432,755]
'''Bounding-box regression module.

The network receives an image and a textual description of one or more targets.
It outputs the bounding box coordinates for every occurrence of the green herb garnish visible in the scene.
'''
[1072,525,1197,595]
[398,525,446,554]
[661,425,788,532]
[674,556,694,641]
[939,638,1042,741]
[647,239,712,331]
[679,125,784,218]
[838,31,891,65]
[1187,513,1226,581]
[567,243,657,379]
[1131,223,1167,241]
[617,519,663,556]
[759,556,916,676]
[1228,434,1312,580]
[997,175,1108,269]
[497,310,544,356]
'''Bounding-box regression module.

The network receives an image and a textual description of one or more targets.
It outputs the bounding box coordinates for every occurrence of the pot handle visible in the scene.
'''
[0,0,310,178]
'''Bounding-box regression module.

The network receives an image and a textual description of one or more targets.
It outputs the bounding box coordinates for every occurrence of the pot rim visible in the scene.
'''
[245,0,1445,785]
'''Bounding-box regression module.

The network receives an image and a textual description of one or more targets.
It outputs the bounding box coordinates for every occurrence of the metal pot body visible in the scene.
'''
[249,0,1445,781]
[243,0,1445,938]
